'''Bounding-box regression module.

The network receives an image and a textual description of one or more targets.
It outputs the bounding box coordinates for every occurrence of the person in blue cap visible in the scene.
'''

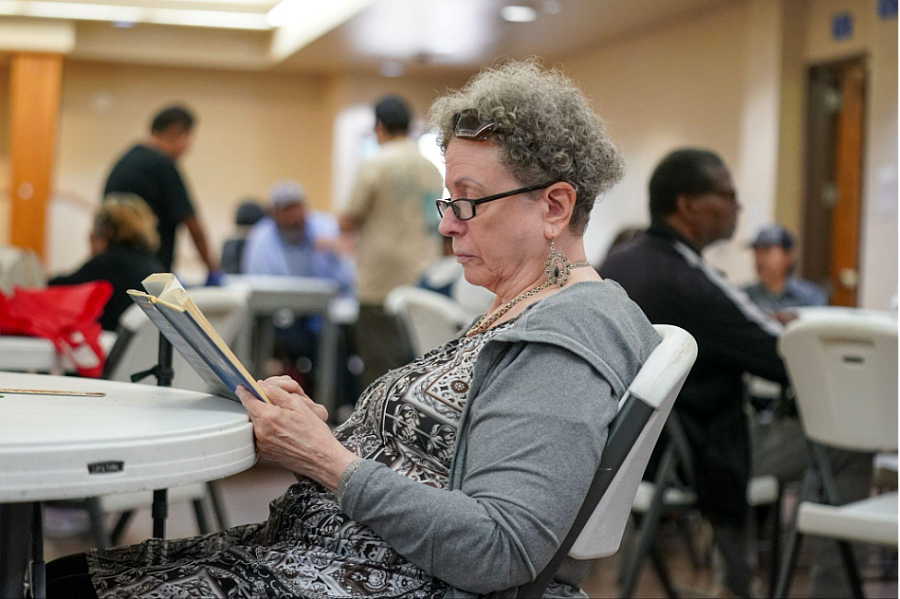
[742,224,827,318]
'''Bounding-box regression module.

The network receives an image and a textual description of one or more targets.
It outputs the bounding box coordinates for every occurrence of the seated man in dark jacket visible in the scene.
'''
[600,148,872,598]
[599,149,786,596]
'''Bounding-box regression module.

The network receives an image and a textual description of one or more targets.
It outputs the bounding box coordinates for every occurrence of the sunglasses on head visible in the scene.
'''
[452,109,498,142]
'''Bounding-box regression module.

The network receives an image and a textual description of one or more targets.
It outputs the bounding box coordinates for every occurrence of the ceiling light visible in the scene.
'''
[500,5,537,23]
[379,60,405,77]
[112,21,136,28]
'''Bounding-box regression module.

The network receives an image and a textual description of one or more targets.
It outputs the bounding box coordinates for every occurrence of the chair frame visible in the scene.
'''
[773,440,866,599]
[515,325,697,598]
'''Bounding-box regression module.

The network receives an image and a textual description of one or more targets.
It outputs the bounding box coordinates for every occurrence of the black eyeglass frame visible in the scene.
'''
[435,181,557,221]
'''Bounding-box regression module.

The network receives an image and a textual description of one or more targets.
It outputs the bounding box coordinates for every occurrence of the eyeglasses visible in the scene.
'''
[705,189,738,203]
[452,109,497,141]
[435,182,556,221]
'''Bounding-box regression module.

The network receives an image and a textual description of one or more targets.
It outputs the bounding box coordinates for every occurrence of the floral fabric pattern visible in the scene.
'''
[87,322,514,599]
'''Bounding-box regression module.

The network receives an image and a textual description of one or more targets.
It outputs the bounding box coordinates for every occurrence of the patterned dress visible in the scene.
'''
[87,322,515,599]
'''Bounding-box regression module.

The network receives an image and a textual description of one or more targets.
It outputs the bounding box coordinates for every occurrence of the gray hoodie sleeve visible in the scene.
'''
[338,342,618,593]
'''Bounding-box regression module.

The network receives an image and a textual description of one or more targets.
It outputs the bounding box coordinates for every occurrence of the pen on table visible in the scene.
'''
[0,388,107,398]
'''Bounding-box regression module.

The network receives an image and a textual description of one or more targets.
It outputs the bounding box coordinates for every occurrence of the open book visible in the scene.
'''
[127,274,270,403]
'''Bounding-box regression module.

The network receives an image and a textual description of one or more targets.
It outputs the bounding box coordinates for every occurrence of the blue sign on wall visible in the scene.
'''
[878,0,898,20]
[831,11,854,40]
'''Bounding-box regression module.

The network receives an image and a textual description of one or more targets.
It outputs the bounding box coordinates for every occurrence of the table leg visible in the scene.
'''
[152,489,168,539]
[31,502,45,599]
[1,502,33,598]
[315,316,339,419]
[254,316,275,381]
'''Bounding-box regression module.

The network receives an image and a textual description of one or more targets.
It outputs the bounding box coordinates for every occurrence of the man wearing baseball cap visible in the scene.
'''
[742,224,827,317]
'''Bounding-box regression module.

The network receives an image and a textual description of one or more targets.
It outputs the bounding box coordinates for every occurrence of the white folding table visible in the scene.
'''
[0,331,118,375]
[0,372,256,598]
[223,275,340,414]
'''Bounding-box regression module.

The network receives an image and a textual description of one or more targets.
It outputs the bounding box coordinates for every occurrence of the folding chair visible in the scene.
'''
[515,324,697,597]
[622,418,781,598]
[774,314,898,598]
[385,286,471,358]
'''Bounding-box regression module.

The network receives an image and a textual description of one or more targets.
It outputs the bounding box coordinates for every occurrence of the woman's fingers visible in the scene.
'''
[261,376,309,398]
[260,381,329,423]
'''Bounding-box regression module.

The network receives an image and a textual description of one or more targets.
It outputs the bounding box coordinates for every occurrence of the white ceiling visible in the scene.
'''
[280,0,732,73]
[0,0,734,71]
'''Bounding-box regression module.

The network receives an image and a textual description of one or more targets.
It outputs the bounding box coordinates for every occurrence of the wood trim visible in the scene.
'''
[829,62,865,307]
[8,53,63,260]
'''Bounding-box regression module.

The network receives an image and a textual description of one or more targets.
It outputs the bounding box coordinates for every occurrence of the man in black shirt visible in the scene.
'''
[104,105,217,274]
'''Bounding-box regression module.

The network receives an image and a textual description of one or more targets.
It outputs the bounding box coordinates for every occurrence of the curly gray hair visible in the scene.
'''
[429,60,624,233]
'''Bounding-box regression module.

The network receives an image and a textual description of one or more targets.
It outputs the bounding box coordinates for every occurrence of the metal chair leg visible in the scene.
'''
[85,498,109,549]
[206,482,229,530]
[768,491,783,599]
[773,526,803,599]
[650,540,679,598]
[109,511,134,546]
[837,539,866,599]
[621,444,678,598]
[192,500,210,535]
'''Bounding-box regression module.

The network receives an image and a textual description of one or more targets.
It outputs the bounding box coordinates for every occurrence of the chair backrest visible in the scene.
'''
[516,325,697,597]
[0,245,46,294]
[384,286,471,357]
[105,287,250,393]
[778,314,898,452]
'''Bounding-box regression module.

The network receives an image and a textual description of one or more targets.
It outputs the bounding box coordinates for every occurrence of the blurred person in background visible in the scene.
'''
[242,179,353,288]
[221,199,267,274]
[600,149,872,598]
[742,224,827,322]
[104,105,219,281]
[340,95,444,388]
[49,194,164,331]
[243,179,354,386]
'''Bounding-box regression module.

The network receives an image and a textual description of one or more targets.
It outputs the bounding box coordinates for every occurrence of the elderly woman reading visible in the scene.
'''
[47,61,660,599]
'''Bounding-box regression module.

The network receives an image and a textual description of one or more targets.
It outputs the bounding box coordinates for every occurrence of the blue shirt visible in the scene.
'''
[241,213,355,294]
[742,277,828,313]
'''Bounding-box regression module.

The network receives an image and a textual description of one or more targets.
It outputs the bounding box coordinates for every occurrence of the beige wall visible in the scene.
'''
[560,0,897,307]
[4,61,459,278]
[562,0,778,283]
[51,61,333,276]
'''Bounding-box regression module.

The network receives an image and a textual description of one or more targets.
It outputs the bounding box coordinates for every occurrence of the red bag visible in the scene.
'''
[0,282,113,378]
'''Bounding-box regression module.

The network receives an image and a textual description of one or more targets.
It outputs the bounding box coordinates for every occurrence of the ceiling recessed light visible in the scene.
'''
[500,5,537,23]
[379,60,405,77]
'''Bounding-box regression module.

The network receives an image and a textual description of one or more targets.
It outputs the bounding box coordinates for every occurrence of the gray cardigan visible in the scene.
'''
[340,281,660,598]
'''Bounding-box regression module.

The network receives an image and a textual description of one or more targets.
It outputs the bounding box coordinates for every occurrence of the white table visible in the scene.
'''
[0,372,256,598]
[0,331,118,375]
[223,275,341,415]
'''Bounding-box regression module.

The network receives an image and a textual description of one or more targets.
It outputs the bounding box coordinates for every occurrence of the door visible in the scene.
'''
[801,57,867,306]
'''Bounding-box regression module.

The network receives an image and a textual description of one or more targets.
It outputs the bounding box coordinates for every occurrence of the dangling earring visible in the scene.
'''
[545,238,592,288]
[545,239,569,287]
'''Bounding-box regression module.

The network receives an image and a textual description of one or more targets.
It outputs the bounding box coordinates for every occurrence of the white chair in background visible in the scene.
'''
[516,325,697,597]
[93,286,252,546]
[384,286,471,358]
[773,314,898,598]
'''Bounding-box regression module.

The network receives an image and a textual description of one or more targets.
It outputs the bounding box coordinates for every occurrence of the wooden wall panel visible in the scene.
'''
[9,53,62,260]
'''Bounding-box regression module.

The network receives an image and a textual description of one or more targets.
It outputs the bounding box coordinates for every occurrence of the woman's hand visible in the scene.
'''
[237,380,358,494]
[259,375,328,422]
